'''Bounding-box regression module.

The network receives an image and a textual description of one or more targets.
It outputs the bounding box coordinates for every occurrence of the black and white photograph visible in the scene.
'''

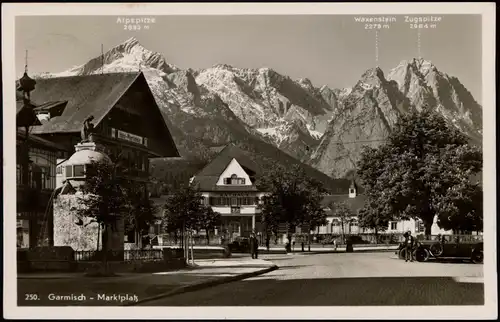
[2,3,496,320]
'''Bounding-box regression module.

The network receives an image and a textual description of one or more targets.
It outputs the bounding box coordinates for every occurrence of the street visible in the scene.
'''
[140,252,484,306]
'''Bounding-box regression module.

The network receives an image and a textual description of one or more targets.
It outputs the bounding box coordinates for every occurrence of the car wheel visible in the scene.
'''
[430,243,443,256]
[414,248,430,262]
[398,248,406,260]
[471,251,483,264]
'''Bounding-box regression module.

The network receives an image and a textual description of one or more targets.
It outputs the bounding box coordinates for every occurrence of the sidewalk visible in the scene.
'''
[17,257,277,306]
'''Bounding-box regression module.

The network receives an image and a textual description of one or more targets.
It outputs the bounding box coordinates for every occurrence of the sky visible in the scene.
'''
[15,14,482,103]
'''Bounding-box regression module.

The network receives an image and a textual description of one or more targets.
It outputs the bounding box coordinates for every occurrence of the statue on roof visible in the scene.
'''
[81,115,95,142]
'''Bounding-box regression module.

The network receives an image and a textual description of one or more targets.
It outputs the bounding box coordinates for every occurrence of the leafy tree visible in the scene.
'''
[257,164,327,247]
[357,198,391,243]
[125,189,158,247]
[72,160,136,273]
[329,201,353,244]
[162,184,204,243]
[357,108,482,236]
[436,181,483,233]
[196,206,222,244]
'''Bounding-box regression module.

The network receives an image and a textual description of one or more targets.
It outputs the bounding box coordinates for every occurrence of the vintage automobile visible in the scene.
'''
[396,235,483,263]
[228,237,250,253]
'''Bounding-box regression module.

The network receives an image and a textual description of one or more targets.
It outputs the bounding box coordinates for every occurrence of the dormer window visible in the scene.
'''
[224,174,245,185]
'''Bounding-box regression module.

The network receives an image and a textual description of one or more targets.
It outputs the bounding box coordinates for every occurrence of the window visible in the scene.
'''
[40,167,49,189]
[390,222,398,230]
[17,164,21,184]
[416,220,425,233]
[30,171,41,189]
[56,166,62,175]
[349,189,355,194]
[65,166,73,177]
[226,174,245,185]
[73,165,85,177]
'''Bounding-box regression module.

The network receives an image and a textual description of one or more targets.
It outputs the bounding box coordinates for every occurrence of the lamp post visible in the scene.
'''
[17,62,41,249]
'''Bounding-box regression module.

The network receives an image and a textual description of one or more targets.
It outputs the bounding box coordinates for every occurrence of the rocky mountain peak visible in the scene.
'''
[55,37,179,77]
[298,78,314,89]
[360,66,386,82]
[121,37,141,50]
[40,37,481,180]
[213,63,235,70]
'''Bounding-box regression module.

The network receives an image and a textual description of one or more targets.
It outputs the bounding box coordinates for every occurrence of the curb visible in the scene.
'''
[124,265,279,306]
[18,276,74,280]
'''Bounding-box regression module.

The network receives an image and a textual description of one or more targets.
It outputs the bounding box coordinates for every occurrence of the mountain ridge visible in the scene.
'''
[31,37,483,179]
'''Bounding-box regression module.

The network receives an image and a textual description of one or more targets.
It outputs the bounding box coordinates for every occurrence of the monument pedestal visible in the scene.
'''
[53,139,124,257]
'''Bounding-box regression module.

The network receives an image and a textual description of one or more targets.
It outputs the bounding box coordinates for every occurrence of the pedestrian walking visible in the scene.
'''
[404,230,415,262]
[250,233,259,259]
[265,236,270,251]
[333,238,337,251]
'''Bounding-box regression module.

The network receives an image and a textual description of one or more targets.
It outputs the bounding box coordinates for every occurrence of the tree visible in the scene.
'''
[257,164,327,248]
[125,189,158,248]
[72,160,136,274]
[358,198,391,243]
[357,108,482,236]
[196,206,222,244]
[329,201,352,244]
[436,181,483,233]
[162,184,204,248]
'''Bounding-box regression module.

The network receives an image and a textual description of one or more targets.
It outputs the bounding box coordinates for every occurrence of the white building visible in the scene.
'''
[318,180,453,237]
[190,145,266,241]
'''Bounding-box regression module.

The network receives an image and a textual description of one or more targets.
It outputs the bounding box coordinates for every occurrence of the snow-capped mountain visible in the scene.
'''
[33,37,482,180]
[33,37,337,185]
[309,60,482,178]
[195,64,338,155]
[387,58,482,141]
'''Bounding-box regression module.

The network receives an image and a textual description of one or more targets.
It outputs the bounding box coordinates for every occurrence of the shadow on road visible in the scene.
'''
[144,276,484,306]
[274,265,310,270]
[429,258,481,265]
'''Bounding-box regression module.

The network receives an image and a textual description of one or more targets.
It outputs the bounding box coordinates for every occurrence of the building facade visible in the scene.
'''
[190,145,266,241]
[16,128,67,248]
[26,71,179,251]
[16,71,68,249]
[317,180,454,238]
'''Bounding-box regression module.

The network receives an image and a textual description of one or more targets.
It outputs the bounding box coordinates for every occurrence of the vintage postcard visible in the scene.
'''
[2,2,496,320]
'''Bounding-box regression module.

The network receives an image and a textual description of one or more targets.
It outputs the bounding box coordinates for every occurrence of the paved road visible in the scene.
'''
[140,252,484,306]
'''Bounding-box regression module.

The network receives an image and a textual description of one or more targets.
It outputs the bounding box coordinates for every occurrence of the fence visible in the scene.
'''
[160,234,225,246]
[74,249,163,262]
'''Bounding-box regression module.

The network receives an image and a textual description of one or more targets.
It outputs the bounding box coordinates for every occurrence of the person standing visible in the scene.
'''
[265,236,270,251]
[404,230,415,262]
[250,233,258,259]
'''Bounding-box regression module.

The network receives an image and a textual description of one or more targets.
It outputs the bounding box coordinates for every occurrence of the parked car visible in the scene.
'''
[228,237,250,253]
[396,235,483,263]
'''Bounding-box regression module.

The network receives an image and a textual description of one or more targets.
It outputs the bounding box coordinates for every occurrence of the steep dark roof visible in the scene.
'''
[191,144,260,192]
[17,128,67,151]
[321,194,367,214]
[29,72,140,134]
[194,144,260,177]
